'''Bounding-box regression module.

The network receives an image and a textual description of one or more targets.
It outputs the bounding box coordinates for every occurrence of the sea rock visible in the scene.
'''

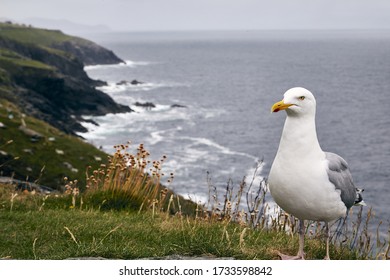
[117,80,128,86]
[134,102,156,109]
[116,79,144,86]
[130,79,144,85]
[171,104,187,108]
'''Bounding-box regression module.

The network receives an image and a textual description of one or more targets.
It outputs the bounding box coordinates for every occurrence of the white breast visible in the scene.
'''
[268,152,347,221]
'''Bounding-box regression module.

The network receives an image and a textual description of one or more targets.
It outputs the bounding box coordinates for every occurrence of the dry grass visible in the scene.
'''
[63,142,169,211]
[1,142,389,260]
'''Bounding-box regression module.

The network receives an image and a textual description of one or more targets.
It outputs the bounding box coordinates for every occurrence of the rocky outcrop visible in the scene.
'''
[171,104,187,108]
[117,79,144,86]
[0,23,132,134]
[0,176,56,194]
[0,37,95,86]
[134,102,156,110]
[13,66,131,133]
[53,39,124,66]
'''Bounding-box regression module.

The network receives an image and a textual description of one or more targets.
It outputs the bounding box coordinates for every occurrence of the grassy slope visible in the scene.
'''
[0,99,108,189]
[0,22,79,78]
[0,22,90,48]
[0,185,360,260]
[0,49,53,70]
[0,22,123,66]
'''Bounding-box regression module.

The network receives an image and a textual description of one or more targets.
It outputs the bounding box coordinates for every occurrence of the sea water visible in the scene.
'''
[81,30,390,236]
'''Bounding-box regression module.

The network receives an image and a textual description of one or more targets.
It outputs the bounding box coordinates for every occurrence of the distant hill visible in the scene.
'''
[0,22,131,134]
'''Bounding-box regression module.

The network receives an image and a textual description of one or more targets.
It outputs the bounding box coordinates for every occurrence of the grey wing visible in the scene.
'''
[325,152,357,210]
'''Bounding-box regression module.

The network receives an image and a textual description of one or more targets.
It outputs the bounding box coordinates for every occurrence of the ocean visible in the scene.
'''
[81,30,390,236]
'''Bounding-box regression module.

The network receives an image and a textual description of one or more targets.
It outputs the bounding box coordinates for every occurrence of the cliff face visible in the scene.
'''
[0,22,131,134]
[53,39,123,66]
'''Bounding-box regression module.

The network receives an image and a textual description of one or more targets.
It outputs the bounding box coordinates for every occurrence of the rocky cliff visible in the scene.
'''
[0,22,131,134]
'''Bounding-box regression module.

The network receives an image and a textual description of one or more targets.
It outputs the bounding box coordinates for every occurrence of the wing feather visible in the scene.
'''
[325,152,357,209]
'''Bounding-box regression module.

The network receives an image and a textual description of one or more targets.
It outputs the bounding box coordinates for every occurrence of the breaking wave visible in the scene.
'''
[84,60,152,70]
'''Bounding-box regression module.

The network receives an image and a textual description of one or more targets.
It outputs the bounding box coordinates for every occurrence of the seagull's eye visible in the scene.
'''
[298,96,305,101]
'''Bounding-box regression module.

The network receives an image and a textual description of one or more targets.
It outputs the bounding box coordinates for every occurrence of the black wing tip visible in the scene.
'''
[354,188,366,206]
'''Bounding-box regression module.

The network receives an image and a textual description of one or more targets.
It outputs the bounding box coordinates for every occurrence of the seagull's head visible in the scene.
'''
[271,87,316,117]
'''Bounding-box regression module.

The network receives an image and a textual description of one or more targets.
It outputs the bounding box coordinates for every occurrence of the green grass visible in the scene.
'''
[1,139,389,260]
[0,99,108,189]
[0,49,54,71]
[0,22,89,47]
[0,23,78,78]
[0,193,362,260]
[2,169,387,261]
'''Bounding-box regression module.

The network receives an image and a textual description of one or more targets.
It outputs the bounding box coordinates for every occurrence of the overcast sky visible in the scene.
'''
[2,0,390,31]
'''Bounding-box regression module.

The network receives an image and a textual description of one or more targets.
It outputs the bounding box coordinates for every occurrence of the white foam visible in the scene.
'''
[78,120,98,132]
[78,103,190,144]
[203,109,226,119]
[97,81,185,94]
[84,60,151,71]
[153,104,172,112]
[77,112,134,139]
[149,127,178,145]
[128,107,189,124]
[180,136,258,161]
[97,82,158,93]
[124,60,152,67]
[97,82,129,93]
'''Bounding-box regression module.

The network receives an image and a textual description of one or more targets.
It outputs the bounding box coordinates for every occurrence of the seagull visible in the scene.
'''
[268,87,365,260]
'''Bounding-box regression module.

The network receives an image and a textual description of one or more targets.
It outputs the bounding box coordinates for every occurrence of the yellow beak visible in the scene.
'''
[271,100,293,113]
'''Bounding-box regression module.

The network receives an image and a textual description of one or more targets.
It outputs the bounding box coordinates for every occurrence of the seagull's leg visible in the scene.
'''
[277,219,305,260]
[296,219,306,259]
[324,222,331,260]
